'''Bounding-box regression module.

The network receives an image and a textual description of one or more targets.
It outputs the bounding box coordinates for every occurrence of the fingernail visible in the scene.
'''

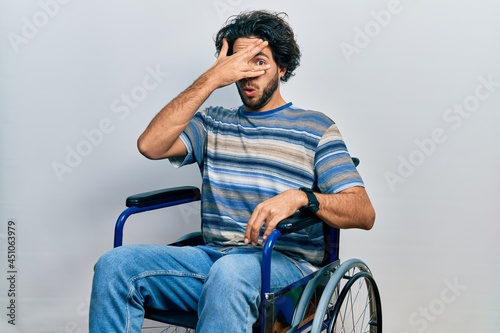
[244,238,249,244]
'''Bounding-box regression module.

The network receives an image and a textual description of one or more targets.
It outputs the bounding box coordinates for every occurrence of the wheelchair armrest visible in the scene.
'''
[126,186,201,208]
[114,186,201,248]
[276,209,322,234]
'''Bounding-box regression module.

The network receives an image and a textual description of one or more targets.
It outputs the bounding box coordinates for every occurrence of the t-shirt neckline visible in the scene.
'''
[239,102,293,117]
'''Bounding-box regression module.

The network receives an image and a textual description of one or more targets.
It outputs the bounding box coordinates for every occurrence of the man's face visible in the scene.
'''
[233,37,286,111]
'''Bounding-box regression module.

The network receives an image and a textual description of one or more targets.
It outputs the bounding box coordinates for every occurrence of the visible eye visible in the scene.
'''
[256,60,266,66]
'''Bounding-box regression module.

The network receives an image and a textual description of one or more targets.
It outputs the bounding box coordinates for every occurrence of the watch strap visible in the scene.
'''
[299,187,320,213]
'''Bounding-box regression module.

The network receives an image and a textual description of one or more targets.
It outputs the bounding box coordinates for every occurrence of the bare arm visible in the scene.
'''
[315,186,375,230]
[137,73,217,159]
[244,186,375,246]
[137,38,271,160]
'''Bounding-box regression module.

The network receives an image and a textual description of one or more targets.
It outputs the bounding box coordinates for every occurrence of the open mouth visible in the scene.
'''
[242,86,256,97]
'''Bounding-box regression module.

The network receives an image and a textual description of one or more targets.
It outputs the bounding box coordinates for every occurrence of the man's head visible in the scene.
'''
[215,10,301,83]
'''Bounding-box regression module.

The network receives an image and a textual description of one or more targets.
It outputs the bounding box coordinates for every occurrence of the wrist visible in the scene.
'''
[298,187,320,213]
[202,66,228,90]
[196,70,219,93]
[296,189,308,207]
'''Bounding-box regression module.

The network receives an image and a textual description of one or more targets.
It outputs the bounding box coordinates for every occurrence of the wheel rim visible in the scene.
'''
[310,259,382,333]
[328,270,381,333]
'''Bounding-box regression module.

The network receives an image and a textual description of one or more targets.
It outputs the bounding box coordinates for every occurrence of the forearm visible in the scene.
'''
[314,187,375,230]
[138,38,270,160]
[245,186,375,246]
[137,72,218,159]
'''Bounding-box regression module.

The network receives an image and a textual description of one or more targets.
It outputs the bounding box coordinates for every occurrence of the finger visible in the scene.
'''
[245,39,269,59]
[218,38,229,59]
[245,65,271,78]
[251,220,263,246]
[241,62,271,80]
[261,216,281,246]
[231,38,267,60]
[244,210,256,244]
[245,210,265,246]
[245,221,262,246]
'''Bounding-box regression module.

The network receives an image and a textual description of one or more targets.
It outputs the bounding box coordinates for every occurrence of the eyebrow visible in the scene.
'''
[255,52,270,59]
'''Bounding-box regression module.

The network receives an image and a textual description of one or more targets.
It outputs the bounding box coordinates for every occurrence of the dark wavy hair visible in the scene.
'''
[214,10,301,82]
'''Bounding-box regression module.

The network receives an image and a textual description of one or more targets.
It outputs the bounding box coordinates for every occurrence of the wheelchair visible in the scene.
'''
[113,158,382,333]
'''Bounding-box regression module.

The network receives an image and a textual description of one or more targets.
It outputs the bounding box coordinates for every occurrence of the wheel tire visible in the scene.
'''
[311,258,382,333]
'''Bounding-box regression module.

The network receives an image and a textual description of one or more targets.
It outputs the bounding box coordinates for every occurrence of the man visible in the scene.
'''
[90,10,375,333]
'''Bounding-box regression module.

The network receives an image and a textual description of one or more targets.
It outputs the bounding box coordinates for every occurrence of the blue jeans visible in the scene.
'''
[89,244,311,333]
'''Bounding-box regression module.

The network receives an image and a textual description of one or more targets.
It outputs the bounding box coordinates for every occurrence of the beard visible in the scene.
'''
[237,73,280,111]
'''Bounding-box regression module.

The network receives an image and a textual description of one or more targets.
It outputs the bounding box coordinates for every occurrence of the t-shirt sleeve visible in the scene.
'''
[315,124,364,193]
[168,111,207,169]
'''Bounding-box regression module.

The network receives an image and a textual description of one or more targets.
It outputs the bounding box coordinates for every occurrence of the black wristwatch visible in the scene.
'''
[299,187,320,213]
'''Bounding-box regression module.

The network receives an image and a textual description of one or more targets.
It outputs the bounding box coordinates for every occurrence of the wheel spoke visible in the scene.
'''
[311,259,381,333]
[330,269,381,332]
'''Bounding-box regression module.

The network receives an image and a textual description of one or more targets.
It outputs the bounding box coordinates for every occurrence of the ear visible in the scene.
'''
[279,66,287,79]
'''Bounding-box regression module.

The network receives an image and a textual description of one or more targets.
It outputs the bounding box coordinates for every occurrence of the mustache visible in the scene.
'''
[238,84,257,90]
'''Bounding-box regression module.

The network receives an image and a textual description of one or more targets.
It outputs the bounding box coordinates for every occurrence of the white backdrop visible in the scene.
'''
[1,0,499,332]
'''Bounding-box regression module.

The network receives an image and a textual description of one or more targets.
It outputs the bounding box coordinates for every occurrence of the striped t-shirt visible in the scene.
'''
[171,102,363,265]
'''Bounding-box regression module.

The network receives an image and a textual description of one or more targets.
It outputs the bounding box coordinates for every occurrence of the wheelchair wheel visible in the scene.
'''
[142,321,195,333]
[311,258,382,333]
[142,326,194,333]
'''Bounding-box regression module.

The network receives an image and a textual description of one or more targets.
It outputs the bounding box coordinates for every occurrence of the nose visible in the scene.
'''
[239,77,253,86]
